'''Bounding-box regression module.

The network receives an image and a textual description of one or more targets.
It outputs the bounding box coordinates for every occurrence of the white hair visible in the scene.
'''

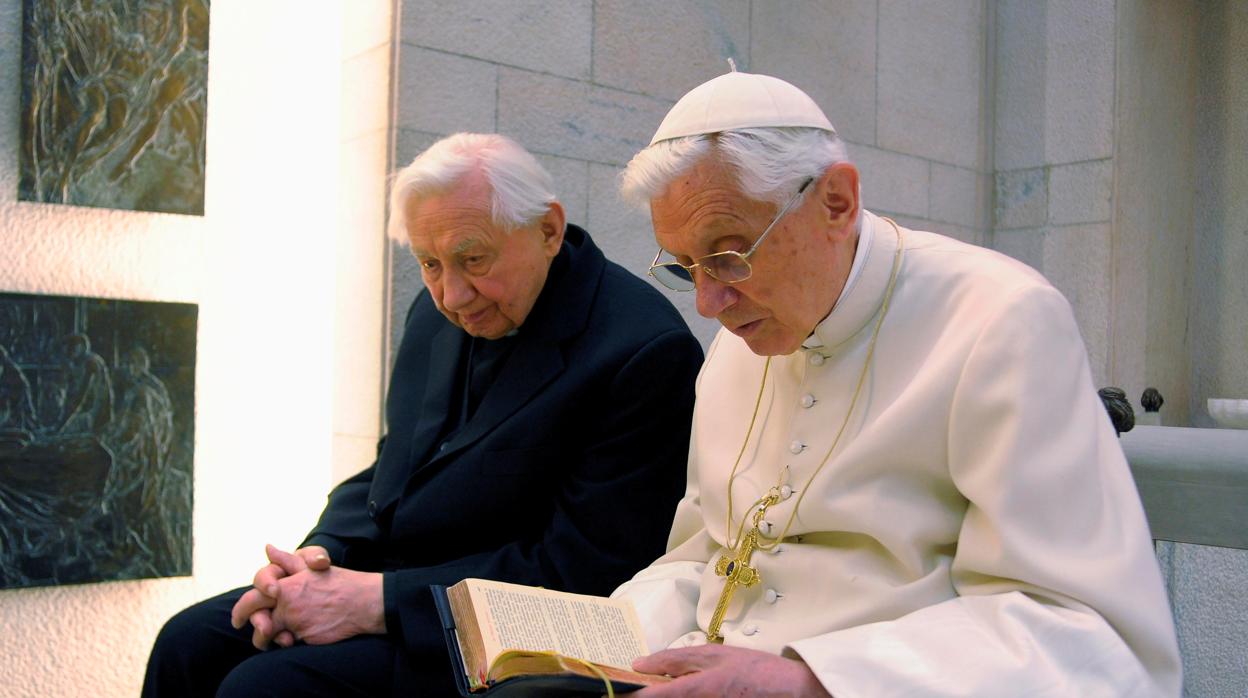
[388,133,558,244]
[619,127,851,208]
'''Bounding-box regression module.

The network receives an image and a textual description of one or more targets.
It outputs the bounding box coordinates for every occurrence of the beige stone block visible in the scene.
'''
[1044,223,1112,385]
[885,213,928,230]
[586,164,720,349]
[992,228,1045,273]
[399,0,591,79]
[1190,0,1248,424]
[1049,159,1112,225]
[1043,224,1113,384]
[751,0,876,145]
[849,143,929,218]
[341,130,390,230]
[931,221,982,247]
[335,131,387,441]
[994,167,1046,230]
[877,0,985,168]
[1044,0,1115,164]
[343,0,393,59]
[387,243,426,372]
[883,214,979,247]
[332,318,385,439]
[342,43,392,142]
[333,434,380,486]
[593,0,750,101]
[497,68,671,165]
[994,0,1047,170]
[394,129,443,171]
[535,154,590,229]
[1112,1,1201,424]
[587,162,654,276]
[929,163,981,229]
[995,223,1111,384]
[395,45,496,136]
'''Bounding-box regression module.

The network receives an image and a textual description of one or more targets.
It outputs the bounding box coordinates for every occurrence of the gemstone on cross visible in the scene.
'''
[708,527,763,642]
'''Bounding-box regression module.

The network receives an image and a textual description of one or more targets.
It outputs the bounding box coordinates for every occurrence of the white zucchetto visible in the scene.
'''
[649,69,838,146]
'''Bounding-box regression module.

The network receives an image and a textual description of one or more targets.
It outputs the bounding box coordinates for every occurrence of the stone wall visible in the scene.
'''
[1190,1,1248,428]
[386,3,1247,696]
[387,0,993,357]
[991,0,1118,388]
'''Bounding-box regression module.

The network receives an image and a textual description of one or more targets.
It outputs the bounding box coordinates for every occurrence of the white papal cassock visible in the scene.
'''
[613,211,1182,697]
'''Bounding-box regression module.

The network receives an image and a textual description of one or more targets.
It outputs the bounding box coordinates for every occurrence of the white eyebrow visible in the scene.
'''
[452,238,482,255]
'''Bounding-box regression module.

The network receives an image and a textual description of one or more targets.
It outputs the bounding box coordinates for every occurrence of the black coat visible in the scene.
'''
[303,225,703,652]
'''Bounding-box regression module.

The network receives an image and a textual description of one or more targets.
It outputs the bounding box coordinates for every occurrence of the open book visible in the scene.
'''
[432,578,671,696]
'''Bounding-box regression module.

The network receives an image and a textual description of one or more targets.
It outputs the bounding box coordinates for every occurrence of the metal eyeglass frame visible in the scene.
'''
[647,177,814,291]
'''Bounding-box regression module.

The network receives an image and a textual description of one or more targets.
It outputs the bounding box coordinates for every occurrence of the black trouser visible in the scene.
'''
[141,587,458,697]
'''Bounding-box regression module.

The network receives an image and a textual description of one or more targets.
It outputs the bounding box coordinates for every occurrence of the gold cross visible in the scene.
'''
[707,490,779,643]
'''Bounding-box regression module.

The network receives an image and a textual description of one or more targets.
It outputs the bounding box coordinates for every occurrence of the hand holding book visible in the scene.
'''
[433,578,671,696]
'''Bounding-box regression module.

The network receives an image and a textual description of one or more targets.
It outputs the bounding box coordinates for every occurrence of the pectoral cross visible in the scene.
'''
[707,489,779,643]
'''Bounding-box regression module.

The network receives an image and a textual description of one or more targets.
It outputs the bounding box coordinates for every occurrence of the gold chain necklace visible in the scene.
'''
[708,218,905,643]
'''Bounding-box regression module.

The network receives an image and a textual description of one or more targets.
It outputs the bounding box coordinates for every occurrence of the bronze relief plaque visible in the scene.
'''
[1,292,197,589]
[18,0,211,215]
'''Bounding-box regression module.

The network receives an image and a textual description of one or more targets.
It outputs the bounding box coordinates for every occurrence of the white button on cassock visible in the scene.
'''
[743,624,759,636]
[809,353,825,366]
[780,484,793,499]
[789,441,805,454]
[764,589,780,604]
[800,394,816,408]
[758,520,774,537]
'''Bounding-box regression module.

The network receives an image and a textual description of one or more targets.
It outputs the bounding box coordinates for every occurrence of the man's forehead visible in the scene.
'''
[652,179,773,252]
[406,186,500,257]
[653,207,749,250]
[412,235,487,258]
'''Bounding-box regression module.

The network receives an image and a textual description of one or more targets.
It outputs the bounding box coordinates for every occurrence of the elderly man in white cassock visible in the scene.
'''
[611,69,1182,697]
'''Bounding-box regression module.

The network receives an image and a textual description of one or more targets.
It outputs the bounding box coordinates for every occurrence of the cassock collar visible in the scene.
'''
[508,223,604,343]
[805,211,900,352]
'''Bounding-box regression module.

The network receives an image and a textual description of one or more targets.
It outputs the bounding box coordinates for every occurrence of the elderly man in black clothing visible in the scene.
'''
[142,133,703,697]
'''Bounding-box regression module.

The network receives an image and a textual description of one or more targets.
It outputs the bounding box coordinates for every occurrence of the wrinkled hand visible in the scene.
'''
[628,645,831,697]
[230,544,331,649]
[231,544,385,649]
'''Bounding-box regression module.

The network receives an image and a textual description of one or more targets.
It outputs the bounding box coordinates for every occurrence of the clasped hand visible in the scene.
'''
[627,644,831,698]
[229,544,384,650]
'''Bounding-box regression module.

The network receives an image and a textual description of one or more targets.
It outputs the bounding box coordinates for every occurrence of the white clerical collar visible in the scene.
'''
[802,213,875,350]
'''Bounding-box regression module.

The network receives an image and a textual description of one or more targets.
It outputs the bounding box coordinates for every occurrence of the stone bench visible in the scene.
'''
[1120,425,1248,697]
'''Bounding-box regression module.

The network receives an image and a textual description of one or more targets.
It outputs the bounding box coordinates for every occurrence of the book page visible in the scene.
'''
[467,579,650,672]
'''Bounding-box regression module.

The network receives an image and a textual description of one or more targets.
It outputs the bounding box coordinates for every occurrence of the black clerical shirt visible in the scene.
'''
[436,239,571,444]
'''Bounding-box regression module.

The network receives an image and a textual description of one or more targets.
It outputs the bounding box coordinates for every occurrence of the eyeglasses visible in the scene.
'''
[648,178,814,292]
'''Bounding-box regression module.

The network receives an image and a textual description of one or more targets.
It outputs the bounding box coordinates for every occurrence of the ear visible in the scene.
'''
[815,163,860,241]
[538,201,567,258]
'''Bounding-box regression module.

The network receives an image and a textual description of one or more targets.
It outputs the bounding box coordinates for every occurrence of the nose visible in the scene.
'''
[694,273,738,319]
[440,269,476,311]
